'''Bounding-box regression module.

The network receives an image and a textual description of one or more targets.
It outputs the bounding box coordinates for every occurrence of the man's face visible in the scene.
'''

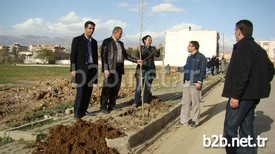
[234,27,241,42]
[85,24,95,36]
[187,43,194,53]
[114,30,123,40]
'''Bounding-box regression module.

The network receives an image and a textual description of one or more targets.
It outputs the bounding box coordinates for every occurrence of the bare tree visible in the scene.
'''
[138,0,149,121]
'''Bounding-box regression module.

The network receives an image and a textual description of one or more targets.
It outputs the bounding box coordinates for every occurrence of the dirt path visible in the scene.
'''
[142,80,275,154]
[141,82,226,154]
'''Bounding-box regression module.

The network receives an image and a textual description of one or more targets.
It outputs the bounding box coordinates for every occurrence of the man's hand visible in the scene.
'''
[230,98,239,108]
[104,70,110,78]
[137,59,143,66]
[195,83,202,90]
[170,66,177,73]
[157,43,162,50]
[70,71,76,78]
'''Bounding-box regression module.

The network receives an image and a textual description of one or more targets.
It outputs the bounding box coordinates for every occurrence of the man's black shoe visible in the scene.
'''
[108,107,113,111]
[190,121,198,128]
[101,109,110,114]
[86,111,96,116]
[74,117,83,122]
[108,106,121,111]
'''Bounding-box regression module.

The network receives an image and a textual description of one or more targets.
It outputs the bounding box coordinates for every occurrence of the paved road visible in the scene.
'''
[142,79,275,154]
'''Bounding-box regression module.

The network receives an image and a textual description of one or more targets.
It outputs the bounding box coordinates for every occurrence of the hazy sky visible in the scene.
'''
[0,0,274,48]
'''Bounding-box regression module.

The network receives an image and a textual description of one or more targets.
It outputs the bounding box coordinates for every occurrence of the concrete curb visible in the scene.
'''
[0,130,38,141]
[0,118,55,141]
[106,103,181,154]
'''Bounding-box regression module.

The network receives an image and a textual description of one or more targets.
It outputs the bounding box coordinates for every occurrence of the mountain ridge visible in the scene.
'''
[0,35,73,48]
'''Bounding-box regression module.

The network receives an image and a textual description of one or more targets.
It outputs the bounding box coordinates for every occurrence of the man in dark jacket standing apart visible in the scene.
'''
[100,26,141,114]
[70,21,98,121]
[222,19,274,154]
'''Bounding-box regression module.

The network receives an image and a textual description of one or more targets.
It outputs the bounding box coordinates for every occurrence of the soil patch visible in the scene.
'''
[31,97,172,154]
[0,78,135,130]
[33,119,124,154]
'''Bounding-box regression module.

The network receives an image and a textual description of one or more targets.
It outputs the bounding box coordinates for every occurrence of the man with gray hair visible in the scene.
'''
[100,26,142,114]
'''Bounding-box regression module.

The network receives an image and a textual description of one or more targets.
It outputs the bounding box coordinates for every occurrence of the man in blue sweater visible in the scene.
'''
[172,40,206,128]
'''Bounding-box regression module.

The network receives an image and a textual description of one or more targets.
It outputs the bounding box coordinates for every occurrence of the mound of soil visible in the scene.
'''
[33,119,124,154]
[32,97,171,154]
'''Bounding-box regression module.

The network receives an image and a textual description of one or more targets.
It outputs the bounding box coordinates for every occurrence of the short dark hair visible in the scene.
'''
[84,21,96,28]
[236,19,253,36]
[112,26,122,34]
[142,35,152,44]
[190,41,199,50]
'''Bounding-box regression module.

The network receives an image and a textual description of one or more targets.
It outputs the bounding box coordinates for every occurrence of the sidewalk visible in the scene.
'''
[142,80,275,154]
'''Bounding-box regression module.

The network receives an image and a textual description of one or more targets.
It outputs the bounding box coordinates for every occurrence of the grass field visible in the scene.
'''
[0,64,71,87]
[0,64,176,88]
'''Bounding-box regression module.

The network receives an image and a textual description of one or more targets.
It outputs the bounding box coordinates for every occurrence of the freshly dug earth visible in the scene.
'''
[31,97,171,154]
[0,70,179,130]
[0,79,76,129]
[0,78,135,130]
[2,71,216,154]
[33,119,124,154]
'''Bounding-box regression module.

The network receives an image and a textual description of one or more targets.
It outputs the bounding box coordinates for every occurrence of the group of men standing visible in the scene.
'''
[206,55,228,75]
[70,19,274,154]
[70,21,142,119]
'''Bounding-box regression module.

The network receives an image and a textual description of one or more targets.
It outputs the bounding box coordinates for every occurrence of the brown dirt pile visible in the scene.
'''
[32,98,171,154]
[33,119,124,154]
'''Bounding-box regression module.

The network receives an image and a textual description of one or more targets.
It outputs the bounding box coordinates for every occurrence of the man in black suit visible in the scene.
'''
[70,21,98,121]
[222,19,274,154]
[100,26,142,113]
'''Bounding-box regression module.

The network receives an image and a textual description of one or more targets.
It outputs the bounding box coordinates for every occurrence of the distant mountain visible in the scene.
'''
[0,35,110,49]
[0,35,73,48]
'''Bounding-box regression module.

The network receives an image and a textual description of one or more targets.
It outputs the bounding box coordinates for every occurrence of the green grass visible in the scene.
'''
[0,64,181,89]
[7,101,74,129]
[30,101,74,121]
[18,133,46,149]
[0,136,14,147]
[0,64,70,86]
[17,119,58,131]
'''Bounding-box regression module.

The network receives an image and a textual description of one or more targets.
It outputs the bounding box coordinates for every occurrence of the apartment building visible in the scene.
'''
[258,41,275,62]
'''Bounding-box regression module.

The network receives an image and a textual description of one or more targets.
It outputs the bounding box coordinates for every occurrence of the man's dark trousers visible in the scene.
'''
[74,84,93,118]
[100,73,122,111]
[224,99,259,154]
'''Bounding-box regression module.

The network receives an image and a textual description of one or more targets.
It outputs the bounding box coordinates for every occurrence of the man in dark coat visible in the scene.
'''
[222,19,274,154]
[100,26,142,113]
[70,21,98,121]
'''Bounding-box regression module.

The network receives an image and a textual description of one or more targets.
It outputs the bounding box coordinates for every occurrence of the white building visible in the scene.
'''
[164,29,219,66]
[258,41,275,62]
